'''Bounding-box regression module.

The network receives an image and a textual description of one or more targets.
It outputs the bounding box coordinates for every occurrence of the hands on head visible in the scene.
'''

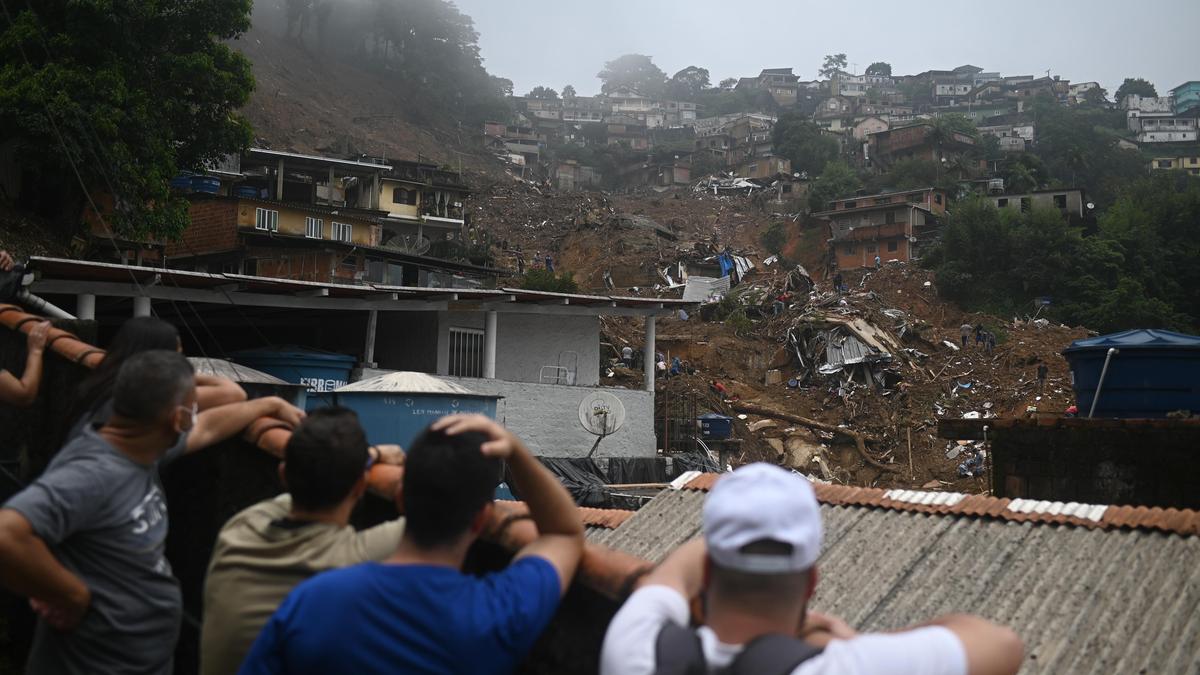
[0,250,14,273]
[430,414,518,459]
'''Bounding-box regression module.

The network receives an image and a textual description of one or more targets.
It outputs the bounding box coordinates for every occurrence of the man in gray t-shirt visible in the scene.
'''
[0,349,304,674]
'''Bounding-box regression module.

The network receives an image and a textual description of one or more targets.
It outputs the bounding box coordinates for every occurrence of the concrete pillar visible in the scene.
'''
[133,296,151,317]
[276,159,285,200]
[643,315,656,392]
[76,294,96,320]
[372,172,381,210]
[364,310,378,366]
[483,310,497,379]
[327,166,335,206]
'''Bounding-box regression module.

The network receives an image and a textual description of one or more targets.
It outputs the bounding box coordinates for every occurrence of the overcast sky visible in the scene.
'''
[453,0,1198,98]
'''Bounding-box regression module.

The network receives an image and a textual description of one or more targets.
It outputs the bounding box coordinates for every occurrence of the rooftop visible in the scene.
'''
[586,475,1200,674]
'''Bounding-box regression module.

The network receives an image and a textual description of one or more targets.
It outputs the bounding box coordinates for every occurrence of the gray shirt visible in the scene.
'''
[5,425,186,674]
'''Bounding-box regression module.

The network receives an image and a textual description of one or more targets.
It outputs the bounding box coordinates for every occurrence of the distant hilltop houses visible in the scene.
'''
[483,66,1200,192]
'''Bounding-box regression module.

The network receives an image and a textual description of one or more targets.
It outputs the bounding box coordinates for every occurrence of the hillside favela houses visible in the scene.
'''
[816,187,948,270]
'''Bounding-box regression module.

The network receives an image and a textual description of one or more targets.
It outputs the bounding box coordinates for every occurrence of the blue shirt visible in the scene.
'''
[239,557,562,675]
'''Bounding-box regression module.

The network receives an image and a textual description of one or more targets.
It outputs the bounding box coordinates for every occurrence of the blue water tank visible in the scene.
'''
[190,175,221,194]
[234,185,260,199]
[1063,329,1200,418]
[170,173,194,191]
[230,347,357,411]
[698,413,733,440]
[334,372,501,449]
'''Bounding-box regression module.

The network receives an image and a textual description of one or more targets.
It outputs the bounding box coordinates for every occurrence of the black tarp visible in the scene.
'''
[605,457,670,485]
[506,457,610,507]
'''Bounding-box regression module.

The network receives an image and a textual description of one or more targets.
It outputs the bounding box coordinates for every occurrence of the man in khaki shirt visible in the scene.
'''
[200,407,405,675]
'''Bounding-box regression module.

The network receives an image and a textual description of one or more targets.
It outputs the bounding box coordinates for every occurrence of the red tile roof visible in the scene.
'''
[684,473,1200,536]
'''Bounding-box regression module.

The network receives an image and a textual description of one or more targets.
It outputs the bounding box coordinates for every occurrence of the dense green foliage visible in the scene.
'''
[1114,77,1157,102]
[819,54,848,78]
[518,269,580,293]
[1026,95,1145,210]
[772,113,838,177]
[0,0,256,239]
[526,86,558,99]
[760,221,788,255]
[807,161,862,212]
[865,62,892,77]
[667,66,710,100]
[597,54,668,96]
[926,174,1200,333]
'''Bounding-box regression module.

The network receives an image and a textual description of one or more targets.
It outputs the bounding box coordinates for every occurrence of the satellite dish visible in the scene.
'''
[578,391,626,436]
[1086,202,1095,210]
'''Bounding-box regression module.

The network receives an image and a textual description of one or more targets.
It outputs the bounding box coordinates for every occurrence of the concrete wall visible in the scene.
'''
[437,311,601,387]
[448,377,656,458]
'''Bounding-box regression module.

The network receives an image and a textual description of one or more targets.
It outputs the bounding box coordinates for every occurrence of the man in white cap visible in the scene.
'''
[600,463,1024,675]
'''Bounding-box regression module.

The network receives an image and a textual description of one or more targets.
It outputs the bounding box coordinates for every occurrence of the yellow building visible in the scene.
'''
[1151,156,1200,175]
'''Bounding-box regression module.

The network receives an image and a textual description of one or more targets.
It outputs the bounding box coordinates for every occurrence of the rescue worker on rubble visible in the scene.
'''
[960,323,972,348]
[240,415,583,675]
[600,464,1024,675]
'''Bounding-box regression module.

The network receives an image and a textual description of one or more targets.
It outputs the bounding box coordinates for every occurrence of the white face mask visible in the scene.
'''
[177,401,198,433]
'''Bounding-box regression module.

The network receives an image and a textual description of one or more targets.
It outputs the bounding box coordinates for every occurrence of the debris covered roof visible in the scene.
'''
[591,475,1200,674]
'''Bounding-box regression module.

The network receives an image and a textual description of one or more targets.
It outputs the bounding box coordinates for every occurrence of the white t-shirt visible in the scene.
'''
[600,585,968,675]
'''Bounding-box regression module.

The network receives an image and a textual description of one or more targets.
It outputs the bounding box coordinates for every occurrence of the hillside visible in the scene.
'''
[233,25,498,173]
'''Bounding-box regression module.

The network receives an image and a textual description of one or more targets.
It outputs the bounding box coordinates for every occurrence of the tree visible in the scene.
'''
[526,86,558,100]
[865,62,892,77]
[0,0,255,239]
[719,77,738,90]
[771,113,838,177]
[1081,86,1108,106]
[667,66,711,100]
[807,161,862,213]
[491,76,514,98]
[819,54,848,78]
[596,54,667,96]
[562,84,577,99]
[1114,77,1157,103]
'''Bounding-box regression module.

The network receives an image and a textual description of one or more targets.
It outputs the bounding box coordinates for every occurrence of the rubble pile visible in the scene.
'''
[600,263,1086,491]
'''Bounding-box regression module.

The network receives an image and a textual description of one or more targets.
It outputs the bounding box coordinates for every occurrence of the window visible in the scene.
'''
[332,221,353,243]
[908,193,922,203]
[934,193,943,205]
[255,208,279,232]
[391,187,417,206]
[875,197,890,205]
[305,217,323,239]
[843,244,856,255]
[997,198,1009,207]
[888,241,898,252]
[448,327,484,377]
[1053,194,1067,209]
[1157,160,1172,168]
[1020,197,1031,213]
[844,200,857,208]
[1189,158,1199,165]
[866,244,877,253]
[885,210,896,224]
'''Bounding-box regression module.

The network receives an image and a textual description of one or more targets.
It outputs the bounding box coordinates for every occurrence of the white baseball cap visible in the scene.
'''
[702,463,823,573]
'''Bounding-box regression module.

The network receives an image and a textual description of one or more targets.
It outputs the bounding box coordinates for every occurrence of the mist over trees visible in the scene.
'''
[255,0,510,126]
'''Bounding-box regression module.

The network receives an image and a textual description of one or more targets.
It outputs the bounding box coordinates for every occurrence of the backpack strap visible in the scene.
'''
[725,634,823,675]
[654,622,708,675]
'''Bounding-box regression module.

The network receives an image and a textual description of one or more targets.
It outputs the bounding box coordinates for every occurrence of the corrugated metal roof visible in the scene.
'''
[187,357,300,386]
[824,329,874,366]
[682,275,730,303]
[682,474,1200,535]
[336,371,489,396]
[596,480,1200,674]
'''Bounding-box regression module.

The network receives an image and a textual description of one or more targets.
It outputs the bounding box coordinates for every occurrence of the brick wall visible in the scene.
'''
[992,421,1200,509]
[167,198,239,256]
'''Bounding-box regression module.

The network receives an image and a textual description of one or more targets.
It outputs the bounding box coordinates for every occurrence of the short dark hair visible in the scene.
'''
[284,407,370,512]
[402,426,501,548]
[709,539,810,609]
[112,350,194,422]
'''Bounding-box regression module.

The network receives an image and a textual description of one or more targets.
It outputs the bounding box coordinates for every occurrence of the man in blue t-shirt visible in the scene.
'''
[239,414,585,675]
